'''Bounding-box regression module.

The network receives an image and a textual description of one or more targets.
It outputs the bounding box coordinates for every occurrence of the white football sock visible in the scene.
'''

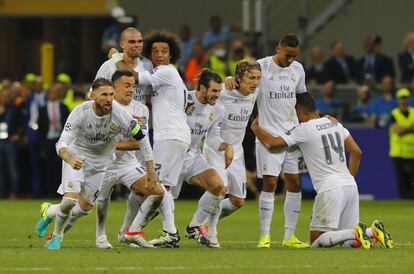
[96,198,110,238]
[159,191,177,234]
[366,227,374,238]
[189,191,222,228]
[283,191,302,241]
[46,203,60,218]
[130,195,163,232]
[219,198,238,218]
[53,197,77,237]
[119,192,145,235]
[205,200,222,237]
[342,239,357,248]
[259,191,274,238]
[64,202,91,233]
[311,229,354,247]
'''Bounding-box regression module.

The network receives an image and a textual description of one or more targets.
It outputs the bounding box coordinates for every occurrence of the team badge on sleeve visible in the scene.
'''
[64,122,72,131]
[285,126,297,136]
[149,67,158,74]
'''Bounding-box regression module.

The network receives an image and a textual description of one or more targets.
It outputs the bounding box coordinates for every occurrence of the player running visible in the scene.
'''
[202,60,261,247]
[94,70,162,249]
[111,30,191,247]
[251,92,393,249]
[169,69,233,247]
[35,78,163,250]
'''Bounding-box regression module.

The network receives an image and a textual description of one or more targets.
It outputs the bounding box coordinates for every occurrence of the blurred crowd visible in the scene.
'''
[1,15,414,199]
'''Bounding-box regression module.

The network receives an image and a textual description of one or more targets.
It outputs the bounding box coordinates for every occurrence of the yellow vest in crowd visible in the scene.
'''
[209,56,227,80]
[389,107,414,159]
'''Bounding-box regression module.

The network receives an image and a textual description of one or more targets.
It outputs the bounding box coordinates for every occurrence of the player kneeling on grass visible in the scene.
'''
[35,78,164,250]
[251,92,393,249]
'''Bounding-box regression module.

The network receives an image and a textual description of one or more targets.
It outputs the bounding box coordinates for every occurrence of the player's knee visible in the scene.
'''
[285,174,301,192]
[263,176,278,191]
[60,197,78,214]
[209,181,225,196]
[230,197,245,208]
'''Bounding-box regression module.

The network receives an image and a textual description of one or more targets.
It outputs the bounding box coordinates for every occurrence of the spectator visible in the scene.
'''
[367,75,397,128]
[398,32,414,85]
[350,85,372,122]
[202,15,230,49]
[316,81,342,118]
[185,42,208,89]
[306,46,326,84]
[177,25,197,70]
[357,35,395,84]
[0,87,23,198]
[58,73,84,111]
[38,83,70,197]
[23,74,46,198]
[227,40,253,77]
[206,42,228,80]
[389,88,414,199]
[324,41,358,84]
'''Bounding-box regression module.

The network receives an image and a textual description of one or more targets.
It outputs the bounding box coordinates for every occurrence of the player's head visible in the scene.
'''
[276,34,300,67]
[91,78,115,116]
[235,60,261,95]
[112,70,136,105]
[295,92,317,122]
[197,68,222,105]
[143,30,181,66]
[120,27,143,59]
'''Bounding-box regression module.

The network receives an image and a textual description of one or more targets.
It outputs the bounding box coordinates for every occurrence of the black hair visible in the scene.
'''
[91,78,113,91]
[111,70,134,83]
[296,93,317,112]
[279,34,299,48]
[197,68,222,90]
[143,30,181,64]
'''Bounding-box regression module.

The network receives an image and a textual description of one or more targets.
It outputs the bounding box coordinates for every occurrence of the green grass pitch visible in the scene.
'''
[0,199,413,274]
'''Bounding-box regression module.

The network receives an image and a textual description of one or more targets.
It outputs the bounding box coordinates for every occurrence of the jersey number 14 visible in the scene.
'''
[321,132,345,165]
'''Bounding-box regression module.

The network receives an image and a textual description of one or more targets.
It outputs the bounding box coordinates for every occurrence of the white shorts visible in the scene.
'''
[153,139,188,187]
[99,163,147,199]
[204,147,247,199]
[171,150,212,199]
[310,185,359,231]
[256,142,306,178]
[57,161,105,205]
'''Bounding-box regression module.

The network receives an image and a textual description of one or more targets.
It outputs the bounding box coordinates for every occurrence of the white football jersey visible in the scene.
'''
[257,57,307,136]
[56,100,140,171]
[186,90,225,153]
[280,117,356,193]
[139,64,191,145]
[111,100,149,168]
[94,55,153,104]
[206,87,257,160]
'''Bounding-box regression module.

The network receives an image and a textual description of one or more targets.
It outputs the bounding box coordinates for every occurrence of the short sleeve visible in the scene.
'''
[295,63,307,94]
[343,127,350,139]
[280,124,308,147]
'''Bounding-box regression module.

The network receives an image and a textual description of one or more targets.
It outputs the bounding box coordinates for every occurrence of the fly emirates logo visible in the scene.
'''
[269,85,295,99]
[228,108,250,122]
